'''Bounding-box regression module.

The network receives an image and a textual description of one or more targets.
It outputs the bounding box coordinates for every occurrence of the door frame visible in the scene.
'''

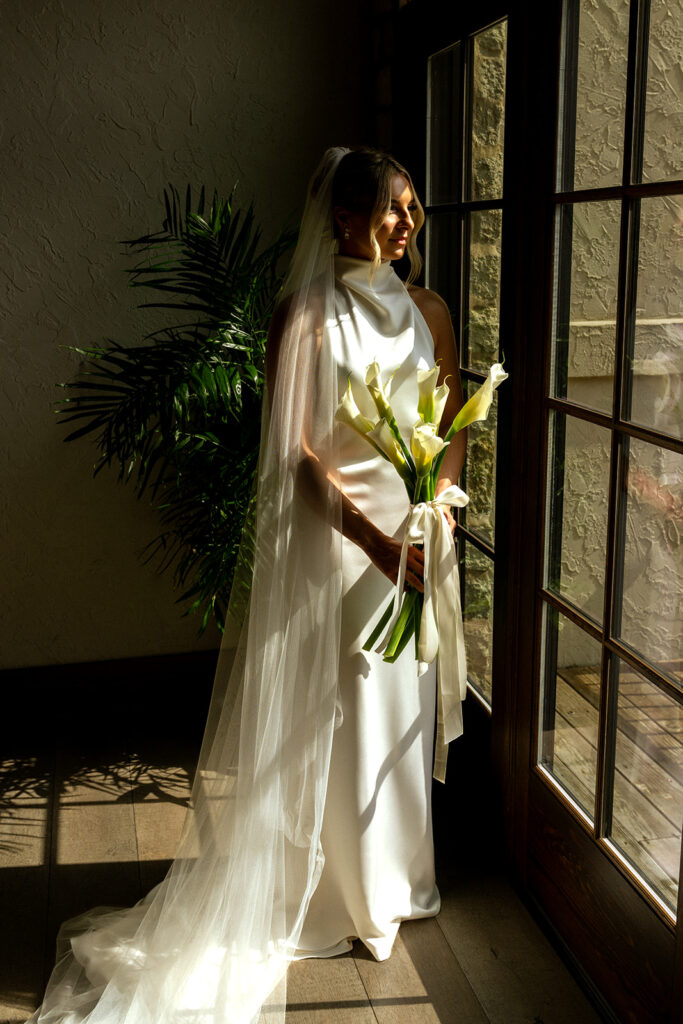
[390,1,682,1020]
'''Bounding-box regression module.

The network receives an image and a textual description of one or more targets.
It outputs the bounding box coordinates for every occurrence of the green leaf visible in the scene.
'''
[57,181,294,633]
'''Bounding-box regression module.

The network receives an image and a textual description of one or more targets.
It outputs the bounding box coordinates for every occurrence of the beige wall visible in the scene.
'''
[1,0,367,669]
[558,0,682,671]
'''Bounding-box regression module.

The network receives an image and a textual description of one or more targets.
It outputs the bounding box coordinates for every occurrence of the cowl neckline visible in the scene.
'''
[333,254,398,294]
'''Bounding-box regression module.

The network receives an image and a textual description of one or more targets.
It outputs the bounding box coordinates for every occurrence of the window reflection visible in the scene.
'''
[628,196,683,441]
[545,412,610,623]
[539,607,602,820]
[551,201,620,414]
[617,436,682,678]
[427,42,462,205]
[609,659,683,913]
[462,540,494,705]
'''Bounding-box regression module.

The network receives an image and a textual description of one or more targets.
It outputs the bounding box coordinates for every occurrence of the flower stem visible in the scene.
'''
[362,596,395,652]
[383,589,418,659]
[386,414,415,474]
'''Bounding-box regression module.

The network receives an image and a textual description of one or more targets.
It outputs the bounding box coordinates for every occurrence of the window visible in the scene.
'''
[426,19,508,706]
[537,0,682,919]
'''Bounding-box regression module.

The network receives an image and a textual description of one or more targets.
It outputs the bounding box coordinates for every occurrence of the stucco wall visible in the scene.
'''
[557,0,682,671]
[1,0,367,669]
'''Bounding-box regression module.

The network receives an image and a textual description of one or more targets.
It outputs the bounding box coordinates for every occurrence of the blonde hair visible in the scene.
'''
[331,147,425,286]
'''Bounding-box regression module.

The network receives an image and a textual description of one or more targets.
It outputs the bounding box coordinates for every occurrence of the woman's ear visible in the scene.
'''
[332,206,348,238]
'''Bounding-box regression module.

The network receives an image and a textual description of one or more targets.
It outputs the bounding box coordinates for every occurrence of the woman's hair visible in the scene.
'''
[330,147,425,286]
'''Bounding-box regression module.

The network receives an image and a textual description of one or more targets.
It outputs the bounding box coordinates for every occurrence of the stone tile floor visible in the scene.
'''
[0,689,605,1024]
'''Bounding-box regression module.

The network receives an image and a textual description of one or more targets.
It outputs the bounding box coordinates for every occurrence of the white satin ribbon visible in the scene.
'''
[376,483,469,782]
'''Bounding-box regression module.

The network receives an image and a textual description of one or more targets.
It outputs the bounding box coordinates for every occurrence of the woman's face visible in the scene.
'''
[337,173,417,262]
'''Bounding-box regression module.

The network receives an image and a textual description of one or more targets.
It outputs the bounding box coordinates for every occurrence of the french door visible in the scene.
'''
[393,1,682,1021]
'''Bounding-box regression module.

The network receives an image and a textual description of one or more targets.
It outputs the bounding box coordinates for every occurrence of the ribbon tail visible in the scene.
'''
[433,661,463,783]
[430,518,467,782]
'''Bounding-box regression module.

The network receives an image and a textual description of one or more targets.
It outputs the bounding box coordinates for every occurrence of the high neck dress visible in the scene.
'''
[294,254,441,961]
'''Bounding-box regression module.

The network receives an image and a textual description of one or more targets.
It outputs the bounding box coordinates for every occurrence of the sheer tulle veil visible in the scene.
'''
[29,146,350,1024]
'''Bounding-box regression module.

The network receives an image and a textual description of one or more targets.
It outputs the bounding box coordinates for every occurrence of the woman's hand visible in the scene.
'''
[441,506,456,534]
[435,477,457,536]
[366,531,425,593]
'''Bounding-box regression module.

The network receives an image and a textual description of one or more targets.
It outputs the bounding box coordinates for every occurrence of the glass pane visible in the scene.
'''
[551,201,620,413]
[427,42,462,205]
[539,606,602,819]
[466,208,502,372]
[628,196,683,441]
[609,659,683,914]
[469,20,507,201]
[617,436,683,678]
[462,540,493,705]
[462,378,497,547]
[545,411,610,623]
[642,0,683,183]
[426,213,460,324]
[559,0,630,191]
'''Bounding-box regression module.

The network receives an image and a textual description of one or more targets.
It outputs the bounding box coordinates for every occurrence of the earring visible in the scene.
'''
[344,227,350,240]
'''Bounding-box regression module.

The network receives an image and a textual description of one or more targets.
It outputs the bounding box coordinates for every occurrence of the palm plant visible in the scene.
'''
[59,184,296,633]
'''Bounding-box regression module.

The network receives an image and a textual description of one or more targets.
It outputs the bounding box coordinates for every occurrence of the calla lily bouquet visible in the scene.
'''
[335,360,508,665]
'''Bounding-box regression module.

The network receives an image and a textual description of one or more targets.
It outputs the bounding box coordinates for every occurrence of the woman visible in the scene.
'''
[28,146,467,1024]
[273,146,467,960]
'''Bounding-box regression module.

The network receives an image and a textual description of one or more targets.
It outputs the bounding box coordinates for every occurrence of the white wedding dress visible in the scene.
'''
[294,254,440,960]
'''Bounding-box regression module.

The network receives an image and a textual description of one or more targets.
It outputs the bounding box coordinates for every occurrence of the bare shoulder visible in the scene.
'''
[406,284,452,333]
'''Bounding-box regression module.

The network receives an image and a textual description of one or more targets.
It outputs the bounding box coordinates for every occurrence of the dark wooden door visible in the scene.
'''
[392,1,683,1021]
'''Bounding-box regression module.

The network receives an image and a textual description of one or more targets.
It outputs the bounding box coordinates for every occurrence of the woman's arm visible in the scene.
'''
[265,302,426,592]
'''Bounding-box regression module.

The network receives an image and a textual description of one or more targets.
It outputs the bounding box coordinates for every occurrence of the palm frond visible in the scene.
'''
[59,183,294,632]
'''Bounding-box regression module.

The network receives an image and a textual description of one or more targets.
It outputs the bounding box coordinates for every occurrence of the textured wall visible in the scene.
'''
[1,0,367,669]
[556,0,682,670]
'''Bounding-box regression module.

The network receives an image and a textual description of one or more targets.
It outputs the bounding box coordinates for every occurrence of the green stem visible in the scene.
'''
[430,441,451,486]
[385,414,415,475]
[362,596,395,652]
[383,589,417,659]
[384,617,416,663]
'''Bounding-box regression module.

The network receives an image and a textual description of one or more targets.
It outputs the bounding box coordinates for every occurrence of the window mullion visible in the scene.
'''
[463,33,474,203]
[556,0,580,192]
[460,208,470,371]
[625,0,652,185]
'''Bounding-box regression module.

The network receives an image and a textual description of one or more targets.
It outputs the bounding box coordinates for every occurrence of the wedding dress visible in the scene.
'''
[27,147,461,1024]
[294,254,440,961]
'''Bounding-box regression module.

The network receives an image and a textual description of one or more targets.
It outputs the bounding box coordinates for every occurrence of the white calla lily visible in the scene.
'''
[448,361,508,436]
[368,419,407,475]
[432,380,450,429]
[411,421,449,477]
[417,365,450,428]
[335,378,376,435]
[416,366,439,422]
[365,361,394,421]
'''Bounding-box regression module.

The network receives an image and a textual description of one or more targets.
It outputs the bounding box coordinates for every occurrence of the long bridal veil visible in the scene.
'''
[30,146,350,1024]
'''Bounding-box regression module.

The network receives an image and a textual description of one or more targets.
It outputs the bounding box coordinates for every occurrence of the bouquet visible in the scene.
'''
[335,359,508,668]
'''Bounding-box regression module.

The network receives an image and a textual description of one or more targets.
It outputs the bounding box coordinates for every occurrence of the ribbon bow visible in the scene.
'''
[377,483,469,782]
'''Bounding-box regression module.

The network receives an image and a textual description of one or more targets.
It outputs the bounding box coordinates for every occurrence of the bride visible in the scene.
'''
[28,145,467,1024]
